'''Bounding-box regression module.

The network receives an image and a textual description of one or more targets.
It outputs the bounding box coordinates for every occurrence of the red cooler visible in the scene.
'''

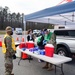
[19,42,26,48]
[0,41,2,47]
[0,37,2,47]
[26,41,34,49]
[45,44,54,57]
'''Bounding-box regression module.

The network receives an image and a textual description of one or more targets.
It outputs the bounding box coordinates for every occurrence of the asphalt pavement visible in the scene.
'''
[0,46,75,75]
[0,34,75,75]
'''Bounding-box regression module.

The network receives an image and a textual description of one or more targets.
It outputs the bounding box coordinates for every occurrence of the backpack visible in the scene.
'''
[37,35,45,49]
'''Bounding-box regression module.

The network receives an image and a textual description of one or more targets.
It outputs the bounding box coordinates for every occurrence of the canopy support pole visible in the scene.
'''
[23,15,26,42]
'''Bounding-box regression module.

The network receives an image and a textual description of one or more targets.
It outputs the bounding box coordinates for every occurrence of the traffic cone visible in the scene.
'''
[22,37,24,42]
[16,37,19,41]
[21,52,28,59]
[0,37,2,47]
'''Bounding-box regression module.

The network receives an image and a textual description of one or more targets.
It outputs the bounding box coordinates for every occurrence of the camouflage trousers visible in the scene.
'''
[4,56,13,75]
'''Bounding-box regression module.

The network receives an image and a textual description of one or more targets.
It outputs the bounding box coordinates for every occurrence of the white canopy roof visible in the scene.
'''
[27,12,75,25]
[25,1,75,25]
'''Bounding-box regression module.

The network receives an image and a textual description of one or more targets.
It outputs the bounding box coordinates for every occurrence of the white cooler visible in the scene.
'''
[15,48,21,57]
[15,42,21,57]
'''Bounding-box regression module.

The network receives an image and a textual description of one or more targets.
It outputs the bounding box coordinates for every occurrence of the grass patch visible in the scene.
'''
[0,31,6,34]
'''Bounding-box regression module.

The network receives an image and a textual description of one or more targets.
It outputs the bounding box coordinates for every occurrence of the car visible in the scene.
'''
[35,29,75,57]
[33,29,41,37]
[15,28,23,35]
[54,29,75,57]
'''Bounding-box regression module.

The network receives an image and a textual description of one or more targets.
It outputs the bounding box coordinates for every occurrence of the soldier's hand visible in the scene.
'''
[15,51,16,53]
[47,41,49,44]
[13,54,16,59]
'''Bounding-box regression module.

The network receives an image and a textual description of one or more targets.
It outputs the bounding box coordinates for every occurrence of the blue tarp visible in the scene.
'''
[25,1,75,20]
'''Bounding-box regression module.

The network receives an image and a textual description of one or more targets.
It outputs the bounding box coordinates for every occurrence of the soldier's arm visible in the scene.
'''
[51,33,56,44]
[48,33,56,44]
[5,36,15,56]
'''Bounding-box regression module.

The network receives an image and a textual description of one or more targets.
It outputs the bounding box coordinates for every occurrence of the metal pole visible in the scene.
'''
[65,21,66,25]
[48,18,50,24]
[72,12,74,22]
[23,15,26,42]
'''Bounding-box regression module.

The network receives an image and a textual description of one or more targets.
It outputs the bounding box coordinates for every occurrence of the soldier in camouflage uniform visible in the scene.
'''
[42,30,57,71]
[2,26,16,75]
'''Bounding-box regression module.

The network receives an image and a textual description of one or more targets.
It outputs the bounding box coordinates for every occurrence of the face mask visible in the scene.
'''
[10,31,13,35]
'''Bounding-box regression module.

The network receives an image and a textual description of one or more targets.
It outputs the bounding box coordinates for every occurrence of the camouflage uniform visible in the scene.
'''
[43,32,57,70]
[48,32,57,70]
[4,26,15,75]
[48,32,57,52]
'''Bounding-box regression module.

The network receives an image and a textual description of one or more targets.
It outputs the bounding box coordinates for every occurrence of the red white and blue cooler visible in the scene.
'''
[45,44,54,57]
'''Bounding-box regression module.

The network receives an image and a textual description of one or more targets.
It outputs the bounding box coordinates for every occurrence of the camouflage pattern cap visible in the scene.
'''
[6,26,12,32]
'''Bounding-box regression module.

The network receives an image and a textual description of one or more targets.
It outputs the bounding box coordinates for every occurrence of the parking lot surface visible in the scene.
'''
[0,34,75,75]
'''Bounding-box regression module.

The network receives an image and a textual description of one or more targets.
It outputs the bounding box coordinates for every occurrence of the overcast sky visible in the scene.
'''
[0,0,73,14]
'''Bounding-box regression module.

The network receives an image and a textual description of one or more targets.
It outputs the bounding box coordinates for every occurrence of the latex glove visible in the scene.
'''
[43,40,47,45]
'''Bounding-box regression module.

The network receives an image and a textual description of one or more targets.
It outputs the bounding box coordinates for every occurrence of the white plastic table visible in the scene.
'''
[15,42,20,47]
[17,46,72,75]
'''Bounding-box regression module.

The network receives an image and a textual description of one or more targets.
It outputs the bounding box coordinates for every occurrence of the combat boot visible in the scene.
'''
[47,64,54,71]
[11,74,14,75]
[47,67,54,71]
[42,62,49,69]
